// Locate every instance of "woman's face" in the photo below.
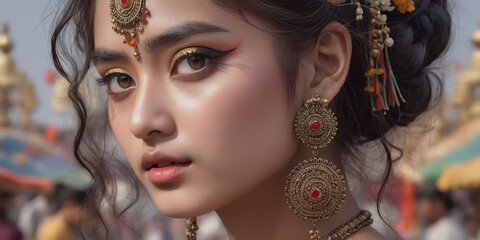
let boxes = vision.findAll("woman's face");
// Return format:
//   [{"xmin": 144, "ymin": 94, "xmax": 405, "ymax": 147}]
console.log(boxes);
[{"xmin": 94, "ymin": 0, "xmax": 304, "ymax": 217}]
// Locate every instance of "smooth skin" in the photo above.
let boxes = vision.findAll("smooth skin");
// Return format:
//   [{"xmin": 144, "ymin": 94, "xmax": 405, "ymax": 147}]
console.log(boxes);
[{"xmin": 93, "ymin": 0, "xmax": 384, "ymax": 239}]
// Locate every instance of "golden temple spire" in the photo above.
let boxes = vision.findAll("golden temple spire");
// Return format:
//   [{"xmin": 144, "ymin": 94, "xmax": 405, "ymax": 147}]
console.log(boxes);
[
  {"xmin": 0, "ymin": 23, "xmax": 12, "ymax": 53},
  {"xmin": 454, "ymin": 23, "xmax": 480, "ymax": 123},
  {"xmin": 0, "ymin": 22, "xmax": 38, "ymax": 128}
]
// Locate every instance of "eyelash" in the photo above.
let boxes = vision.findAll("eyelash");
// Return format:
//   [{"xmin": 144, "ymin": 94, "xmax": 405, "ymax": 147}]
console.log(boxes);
[
  {"xmin": 96, "ymin": 46, "xmax": 235, "ymax": 94},
  {"xmin": 96, "ymin": 72, "xmax": 136, "ymax": 96},
  {"xmin": 169, "ymin": 47, "xmax": 235, "ymax": 78}
]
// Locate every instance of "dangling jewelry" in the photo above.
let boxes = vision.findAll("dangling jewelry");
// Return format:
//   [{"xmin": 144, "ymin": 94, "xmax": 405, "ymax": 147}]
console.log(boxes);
[
  {"xmin": 294, "ymin": 97, "xmax": 338, "ymax": 149},
  {"xmin": 109, "ymin": 0, "xmax": 150, "ymax": 59},
  {"xmin": 186, "ymin": 217, "xmax": 198, "ymax": 240},
  {"xmin": 286, "ymin": 96, "xmax": 374, "ymax": 239},
  {"xmin": 354, "ymin": 0, "xmax": 364, "ymax": 20},
  {"xmin": 326, "ymin": 0, "xmax": 415, "ymax": 112},
  {"xmin": 286, "ymin": 96, "xmax": 347, "ymax": 239}
]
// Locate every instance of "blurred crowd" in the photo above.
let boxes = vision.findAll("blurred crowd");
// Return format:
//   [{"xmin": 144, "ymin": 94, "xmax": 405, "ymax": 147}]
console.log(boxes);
[
  {"xmin": 414, "ymin": 187, "xmax": 480, "ymax": 240},
  {"xmin": 1, "ymin": 183, "xmax": 480, "ymax": 240},
  {"xmin": 1, "ymin": 185, "xmax": 85, "ymax": 240},
  {"xmin": 0, "ymin": 183, "xmax": 228, "ymax": 240}
]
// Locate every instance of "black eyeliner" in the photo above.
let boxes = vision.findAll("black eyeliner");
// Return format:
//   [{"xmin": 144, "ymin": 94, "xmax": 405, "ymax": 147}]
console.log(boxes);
[{"xmin": 170, "ymin": 47, "xmax": 236, "ymax": 73}]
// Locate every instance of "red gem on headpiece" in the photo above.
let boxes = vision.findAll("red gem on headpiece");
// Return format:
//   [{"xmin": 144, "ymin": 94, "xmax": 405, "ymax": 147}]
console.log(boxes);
[
  {"xmin": 140, "ymin": 17, "xmax": 146, "ymax": 22},
  {"xmin": 129, "ymin": 40, "xmax": 136, "ymax": 46},
  {"xmin": 144, "ymin": 10, "xmax": 150, "ymax": 15},
  {"xmin": 311, "ymin": 190, "xmax": 320, "ymax": 199},
  {"xmin": 121, "ymin": 0, "xmax": 127, "ymax": 4},
  {"xmin": 312, "ymin": 122, "xmax": 320, "ymax": 129}
]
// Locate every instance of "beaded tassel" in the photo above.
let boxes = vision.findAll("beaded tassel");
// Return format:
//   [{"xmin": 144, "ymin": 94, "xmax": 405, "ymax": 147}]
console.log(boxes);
[
  {"xmin": 327, "ymin": 0, "xmax": 415, "ymax": 114},
  {"xmin": 385, "ymin": 49, "xmax": 406, "ymax": 106},
  {"xmin": 365, "ymin": 48, "xmax": 406, "ymax": 113},
  {"xmin": 310, "ymin": 222, "xmax": 320, "ymax": 240},
  {"xmin": 186, "ymin": 217, "xmax": 198, "ymax": 240}
]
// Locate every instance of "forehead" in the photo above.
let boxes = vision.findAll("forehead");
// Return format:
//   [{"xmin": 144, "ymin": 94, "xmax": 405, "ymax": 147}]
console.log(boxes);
[{"xmin": 93, "ymin": 0, "xmax": 248, "ymax": 52}]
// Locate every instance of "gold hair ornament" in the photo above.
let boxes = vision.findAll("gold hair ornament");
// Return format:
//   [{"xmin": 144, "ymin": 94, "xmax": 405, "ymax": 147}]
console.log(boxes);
[
  {"xmin": 327, "ymin": 0, "xmax": 415, "ymax": 112},
  {"xmin": 109, "ymin": 0, "xmax": 150, "ymax": 59}
]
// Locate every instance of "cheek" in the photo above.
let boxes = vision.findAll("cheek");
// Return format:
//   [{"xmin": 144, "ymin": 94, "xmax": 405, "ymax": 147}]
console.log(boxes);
[
  {"xmin": 108, "ymin": 99, "xmax": 139, "ymax": 170},
  {"xmin": 214, "ymin": 71, "xmax": 292, "ymax": 157},
  {"xmin": 109, "ymin": 100, "xmax": 124, "ymax": 141},
  {"xmin": 185, "ymin": 54, "xmax": 298, "ymax": 196}
]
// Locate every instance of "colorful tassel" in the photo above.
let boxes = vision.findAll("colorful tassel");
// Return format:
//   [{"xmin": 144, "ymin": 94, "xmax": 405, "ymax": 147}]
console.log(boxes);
[{"xmin": 364, "ymin": 48, "xmax": 406, "ymax": 113}]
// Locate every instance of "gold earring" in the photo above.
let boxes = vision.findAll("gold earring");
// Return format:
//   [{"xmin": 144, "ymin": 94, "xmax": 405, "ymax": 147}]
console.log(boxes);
[
  {"xmin": 294, "ymin": 96, "xmax": 337, "ymax": 149},
  {"xmin": 285, "ymin": 96, "xmax": 347, "ymax": 240},
  {"xmin": 186, "ymin": 217, "xmax": 198, "ymax": 240}
]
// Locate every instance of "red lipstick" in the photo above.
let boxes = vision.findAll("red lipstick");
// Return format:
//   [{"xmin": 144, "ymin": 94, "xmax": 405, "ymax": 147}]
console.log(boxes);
[{"xmin": 141, "ymin": 151, "xmax": 191, "ymax": 184}]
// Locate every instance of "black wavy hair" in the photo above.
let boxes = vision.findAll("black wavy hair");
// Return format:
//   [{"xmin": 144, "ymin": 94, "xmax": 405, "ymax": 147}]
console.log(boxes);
[{"xmin": 51, "ymin": 0, "xmax": 451, "ymax": 238}]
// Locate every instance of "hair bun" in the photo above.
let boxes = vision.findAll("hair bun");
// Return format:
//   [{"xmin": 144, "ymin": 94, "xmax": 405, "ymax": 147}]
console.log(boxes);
[{"xmin": 383, "ymin": 0, "xmax": 451, "ymax": 126}]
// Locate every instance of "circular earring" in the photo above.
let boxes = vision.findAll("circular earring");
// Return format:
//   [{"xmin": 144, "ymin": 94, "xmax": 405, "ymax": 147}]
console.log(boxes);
[
  {"xmin": 294, "ymin": 96, "xmax": 338, "ymax": 149},
  {"xmin": 285, "ymin": 96, "xmax": 347, "ymax": 240}
]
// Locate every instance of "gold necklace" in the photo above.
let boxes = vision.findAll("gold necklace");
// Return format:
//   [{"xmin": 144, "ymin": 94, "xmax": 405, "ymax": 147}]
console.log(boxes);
[{"xmin": 313, "ymin": 210, "xmax": 373, "ymax": 240}]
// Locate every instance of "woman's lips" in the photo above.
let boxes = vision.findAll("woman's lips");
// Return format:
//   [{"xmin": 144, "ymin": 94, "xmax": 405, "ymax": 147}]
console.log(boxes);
[
  {"xmin": 141, "ymin": 151, "xmax": 191, "ymax": 184},
  {"xmin": 147, "ymin": 162, "xmax": 191, "ymax": 184}
]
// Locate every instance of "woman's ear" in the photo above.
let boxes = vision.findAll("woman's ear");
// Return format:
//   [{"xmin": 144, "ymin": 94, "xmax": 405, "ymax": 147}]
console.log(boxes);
[{"xmin": 301, "ymin": 22, "xmax": 352, "ymax": 102}]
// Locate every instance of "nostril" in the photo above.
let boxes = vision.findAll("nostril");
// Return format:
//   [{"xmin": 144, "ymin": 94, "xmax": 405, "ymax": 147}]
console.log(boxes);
[{"xmin": 147, "ymin": 130, "xmax": 162, "ymax": 137}]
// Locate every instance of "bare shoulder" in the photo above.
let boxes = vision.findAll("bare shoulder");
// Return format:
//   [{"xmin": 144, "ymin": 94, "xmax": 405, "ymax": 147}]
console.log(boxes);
[{"xmin": 349, "ymin": 226, "xmax": 386, "ymax": 240}]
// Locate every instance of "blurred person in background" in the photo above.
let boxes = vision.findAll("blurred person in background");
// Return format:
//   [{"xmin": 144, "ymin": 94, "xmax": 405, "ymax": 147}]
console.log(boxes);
[
  {"xmin": 17, "ymin": 185, "xmax": 56, "ymax": 240},
  {"xmin": 415, "ymin": 187, "xmax": 467, "ymax": 240},
  {"xmin": 34, "ymin": 186, "xmax": 85, "ymax": 240},
  {"xmin": 463, "ymin": 188, "xmax": 480, "ymax": 240},
  {"xmin": 0, "ymin": 191, "xmax": 23, "ymax": 240}
]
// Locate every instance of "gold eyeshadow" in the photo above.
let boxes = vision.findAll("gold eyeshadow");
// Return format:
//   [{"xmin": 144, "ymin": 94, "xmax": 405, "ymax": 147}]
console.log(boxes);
[
  {"xmin": 169, "ymin": 47, "xmax": 236, "ymax": 74},
  {"xmin": 170, "ymin": 47, "xmax": 202, "ymax": 71},
  {"xmin": 103, "ymin": 68, "xmax": 131, "ymax": 78}
]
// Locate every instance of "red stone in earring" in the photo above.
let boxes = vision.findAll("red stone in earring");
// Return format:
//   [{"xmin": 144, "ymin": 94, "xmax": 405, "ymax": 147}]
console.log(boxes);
[{"xmin": 311, "ymin": 189, "xmax": 321, "ymax": 199}]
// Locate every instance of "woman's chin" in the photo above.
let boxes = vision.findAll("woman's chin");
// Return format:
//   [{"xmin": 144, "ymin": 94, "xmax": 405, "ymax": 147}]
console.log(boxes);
[{"xmin": 153, "ymin": 200, "xmax": 216, "ymax": 218}]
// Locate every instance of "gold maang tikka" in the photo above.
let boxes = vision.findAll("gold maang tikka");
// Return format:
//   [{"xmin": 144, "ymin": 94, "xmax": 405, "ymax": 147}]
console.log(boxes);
[{"xmin": 109, "ymin": 0, "xmax": 150, "ymax": 59}]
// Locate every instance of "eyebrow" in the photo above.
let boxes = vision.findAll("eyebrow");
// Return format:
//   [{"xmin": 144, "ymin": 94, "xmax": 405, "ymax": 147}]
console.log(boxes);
[
  {"xmin": 92, "ymin": 48, "xmax": 130, "ymax": 65},
  {"xmin": 144, "ymin": 21, "xmax": 229, "ymax": 51},
  {"xmin": 93, "ymin": 21, "xmax": 229, "ymax": 64}
]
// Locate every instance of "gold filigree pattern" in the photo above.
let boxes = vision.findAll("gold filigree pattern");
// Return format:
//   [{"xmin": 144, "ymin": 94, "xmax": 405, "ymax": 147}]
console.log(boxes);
[
  {"xmin": 285, "ymin": 158, "xmax": 346, "ymax": 222},
  {"xmin": 321, "ymin": 210, "xmax": 373, "ymax": 240},
  {"xmin": 109, "ymin": 0, "xmax": 149, "ymax": 58},
  {"xmin": 294, "ymin": 98, "xmax": 338, "ymax": 149},
  {"xmin": 110, "ymin": 0, "xmax": 144, "ymax": 27}
]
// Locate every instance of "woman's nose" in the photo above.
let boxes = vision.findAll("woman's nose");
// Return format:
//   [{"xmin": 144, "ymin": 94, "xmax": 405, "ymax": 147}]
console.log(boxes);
[{"xmin": 128, "ymin": 82, "xmax": 175, "ymax": 140}]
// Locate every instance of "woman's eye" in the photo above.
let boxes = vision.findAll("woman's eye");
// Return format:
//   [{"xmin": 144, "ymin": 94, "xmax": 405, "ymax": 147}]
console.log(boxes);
[
  {"xmin": 176, "ymin": 54, "xmax": 211, "ymax": 75},
  {"xmin": 170, "ymin": 47, "xmax": 235, "ymax": 78},
  {"xmin": 104, "ymin": 73, "xmax": 136, "ymax": 94}
]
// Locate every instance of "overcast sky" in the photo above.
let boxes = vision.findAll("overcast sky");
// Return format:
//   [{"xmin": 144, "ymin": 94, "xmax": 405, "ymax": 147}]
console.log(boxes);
[{"xmin": 1, "ymin": 0, "xmax": 480, "ymax": 129}]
